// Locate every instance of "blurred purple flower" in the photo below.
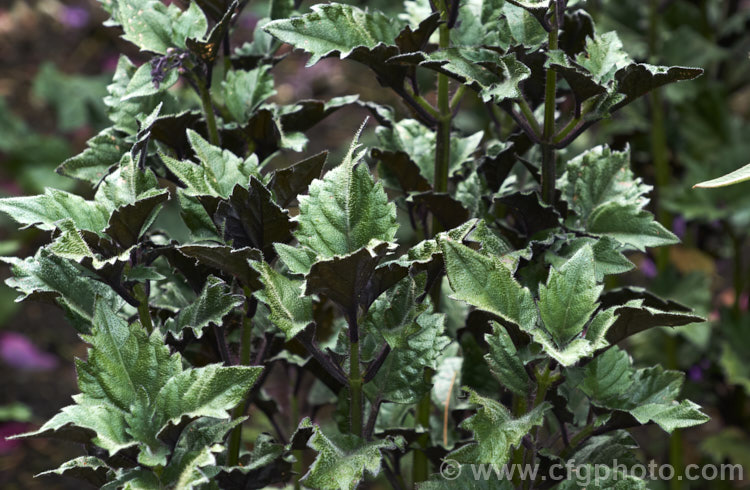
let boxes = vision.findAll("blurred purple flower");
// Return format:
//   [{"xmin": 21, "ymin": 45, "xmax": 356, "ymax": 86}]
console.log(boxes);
[
  {"xmin": 640, "ymin": 256, "xmax": 657, "ymax": 278},
  {"xmin": 687, "ymin": 365, "xmax": 703, "ymax": 382},
  {"xmin": 0, "ymin": 422, "xmax": 27, "ymax": 453},
  {"xmin": 60, "ymin": 6, "xmax": 89, "ymax": 29},
  {"xmin": 0, "ymin": 332, "xmax": 57, "ymax": 371},
  {"xmin": 672, "ymin": 215, "xmax": 687, "ymax": 239}
]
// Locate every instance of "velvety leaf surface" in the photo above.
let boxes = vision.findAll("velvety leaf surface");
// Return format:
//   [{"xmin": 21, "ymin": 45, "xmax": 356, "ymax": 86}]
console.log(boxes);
[
  {"xmin": 559, "ymin": 146, "xmax": 679, "ymax": 251},
  {"xmin": 440, "ymin": 238, "xmax": 536, "ymax": 332},
  {"xmin": 366, "ymin": 308, "xmax": 449, "ymax": 404},
  {"xmin": 485, "ymin": 321, "xmax": 530, "ymax": 397},
  {"xmin": 163, "ymin": 276, "xmax": 243, "ymax": 339},
  {"xmin": 294, "ymin": 130, "xmax": 398, "ymax": 259},
  {"xmin": 538, "ymin": 245, "xmax": 602, "ymax": 345},
  {"xmin": 299, "ymin": 419, "xmax": 403, "ymax": 490},
  {"xmin": 222, "ymin": 67, "xmax": 276, "ymax": 124},
  {"xmin": 252, "ymin": 261, "xmax": 313, "ymax": 340},
  {"xmin": 162, "ymin": 130, "xmax": 259, "ymax": 199},
  {"xmin": 1, "ymin": 249, "xmax": 124, "ymax": 329},
  {"xmin": 18, "ymin": 301, "xmax": 262, "ymax": 464},
  {"xmin": 449, "ymin": 389, "xmax": 551, "ymax": 465},
  {"xmin": 113, "ymin": 0, "xmax": 208, "ymax": 54},
  {"xmin": 264, "ymin": 3, "xmax": 402, "ymax": 66},
  {"xmin": 569, "ymin": 347, "xmax": 709, "ymax": 432}
]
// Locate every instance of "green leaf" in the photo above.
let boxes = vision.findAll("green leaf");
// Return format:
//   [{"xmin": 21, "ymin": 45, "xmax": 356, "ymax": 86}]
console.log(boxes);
[
  {"xmin": 694, "ymin": 162, "xmax": 750, "ymax": 188},
  {"xmin": 0, "ymin": 188, "xmax": 109, "ymax": 233},
  {"xmin": 559, "ymin": 145, "xmax": 649, "ymax": 221},
  {"xmin": 538, "ymin": 245, "xmax": 602, "ymax": 345},
  {"xmin": 569, "ymin": 347, "xmax": 709, "ymax": 433},
  {"xmin": 96, "ymin": 153, "xmax": 163, "ymax": 209},
  {"xmin": 251, "ymin": 261, "xmax": 313, "ymax": 340},
  {"xmin": 264, "ymin": 3, "xmax": 402, "ymax": 66},
  {"xmin": 222, "ymin": 67, "xmax": 276, "ymax": 124},
  {"xmin": 274, "ymin": 242, "xmax": 319, "ymax": 275},
  {"xmin": 440, "ymin": 238, "xmax": 536, "ymax": 332},
  {"xmin": 164, "ymin": 276, "xmax": 243, "ymax": 339},
  {"xmin": 57, "ymin": 127, "xmax": 125, "ymax": 184},
  {"xmin": 49, "ymin": 219, "xmax": 131, "ymax": 269},
  {"xmin": 449, "ymin": 389, "xmax": 550, "ymax": 465},
  {"xmin": 366, "ymin": 307, "xmax": 449, "ymax": 404},
  {"xmin": 587, "ymin": 202, "xmax": 679, "ymax": 251},
  {"xmin": 18, "ymin": 301, "xmax": 262, "ymax": 463},
  {"xmin": 397, "ymin": 49, "xmax": 530, "ymax": 103},
  {"xmin": 295, "ymin": 127, "xmax": 398, "ymax": 258},
  {"xmin": 114, "ymin": 0, "xmax": 208, "ymax": 54},
  {"xmin": 485, "ymin": 321, "xmax": 530, "ymax": 397},
  {"xmin": 299, "ymin": 420, "xmax": 404, "ymax": 490},
  {"xmin": 375, "ymin": 119, "xmax": 482, "ymax": 185},
  {"xmin": 547, "ymin": 236, "xmax": 634, "ymax": 282},
  {"xmin": 1, "ymin": 249, "xmax": 124, "ymax": 329},
  {"xmin": 576, "ymin": 32, "xmax": 631, "ymax": 85},
  {"xmin": 123, "ymin": 60, "xmax": 179, "ymax": 100},
  {"xmin": 38, "ymin": 456, "xmax": 110, "ymax": 486},
  {"xmin": 162, "ymin": 129, "xmax": 260, "ymax": 199},
  {"xmin": 160, "ymin": 417, "xmax": 243, "ymax": 489},
  {"xmin": 104, "ymin": 56, "xmax": 168, "ymax": 135},
  {"xmin": 559, "ymin": 146, "xmax": 678, "ymax": 251}
]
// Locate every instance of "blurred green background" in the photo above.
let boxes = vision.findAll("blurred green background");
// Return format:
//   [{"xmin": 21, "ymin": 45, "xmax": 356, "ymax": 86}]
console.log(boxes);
[{"xmin": 1, "ymin": 0, "xmax": 750, "ymax": 488}]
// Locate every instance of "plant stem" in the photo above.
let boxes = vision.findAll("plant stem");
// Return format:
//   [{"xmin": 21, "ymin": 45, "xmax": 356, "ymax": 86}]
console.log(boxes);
[
  {"xmin": 350, "ymin": 338, "xmax": 362, "ymax": 437},
  {"xmin": 134, "ymin": 284, "xmax": 153, "ymax": 334},
  {"xmin": 525, "ymin": 364, "xmax": 554, "ymax": 489},
  {"xmin": 413, "ymin": 368, "xmax": 433, "ymax": 485},
  {"xmin": 227, "ymin": 312, "xmax": 254, "ymax": 467},
  {"xmin": 197, "ymin": 78, "xmax": 220, "ymax": 146},
  {"xmin": 541, "ymin": 2, "xmax": 560, "ymax": 204},
  {"xmin": 291, "ymin": 369, "xmax": 303, "ymax": 490},
  {"xmin": 348, "ymin": 311, "xmax": 363, "ymax": 437},
  {"xmin": 432, "ymin": 16, "xmax": 452, "ymax": 233},
  {"xmin": 405, "ymin": 85, "xmax": 440, "ymax": 120},
  {"xmin": 416, "ymin": 7, "xmax": 453, "ymax": 483},
  {"xmin": 511, "ymin": 394, "xmax": 528, "ymax": 488},
  {"xmin": 517, "ymin": 97, "xmax": 542, "ymax": 137},
  {"xmin": 449, "ymin": 85, "xmax": 466, "ymax": 113}
]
